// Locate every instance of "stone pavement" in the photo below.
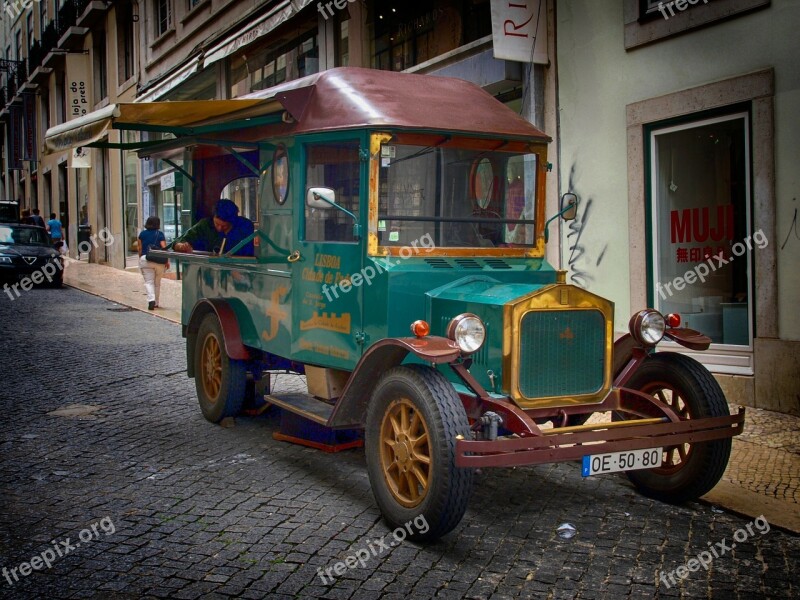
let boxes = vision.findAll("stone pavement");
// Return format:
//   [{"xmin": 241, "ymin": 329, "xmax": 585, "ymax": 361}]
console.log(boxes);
[
  {"xmin": 1, "ymin": 279, "xmax": 798, "ymax": 598},
  {"xmin": 61, "ymin": 258, "xmax": 800, "ymax": 535}
]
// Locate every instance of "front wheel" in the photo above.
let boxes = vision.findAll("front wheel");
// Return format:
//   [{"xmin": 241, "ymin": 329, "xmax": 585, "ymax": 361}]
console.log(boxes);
[
  {"xmin": 194, "ymin": 314, "xmax": 247, "ymax": 423},
  {"xmin": 624, "ymin": 352, "xmax": 731, "ymax": 503},
  {"xmin": 365, "ymin": 365, "xmax": 474, "ymax": 542}
]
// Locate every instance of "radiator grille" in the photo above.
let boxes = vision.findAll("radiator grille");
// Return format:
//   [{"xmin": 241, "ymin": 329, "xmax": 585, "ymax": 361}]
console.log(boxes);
[{"xmin": 518, "ymin": 310, "xmax": 605, "ymax": 398}]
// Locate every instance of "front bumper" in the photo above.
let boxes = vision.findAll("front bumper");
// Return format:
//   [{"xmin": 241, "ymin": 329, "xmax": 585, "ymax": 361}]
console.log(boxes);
[{"xmin": 455, "ymin": 407, "xmax": 745, "ymax": 468}]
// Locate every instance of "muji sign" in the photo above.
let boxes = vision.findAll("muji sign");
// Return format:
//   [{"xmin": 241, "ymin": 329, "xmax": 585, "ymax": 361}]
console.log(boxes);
[
  {"xmin": 670, "ymin": 205, "xmax": 735, "ymax": 244},
  {"xmin": 490, "ymin": 0, "xmax": 548, "ymax": 64}
]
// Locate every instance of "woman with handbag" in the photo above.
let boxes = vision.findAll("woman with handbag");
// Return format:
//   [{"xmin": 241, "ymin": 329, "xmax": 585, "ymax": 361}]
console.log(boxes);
[{"xmin": 137, "ymin": 216, "xmax": 169, "ymax": 310}]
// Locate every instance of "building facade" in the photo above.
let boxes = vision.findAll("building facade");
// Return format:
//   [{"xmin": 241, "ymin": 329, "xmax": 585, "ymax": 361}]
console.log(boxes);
[
  {"xmin": 551, "ymin": 0, "xmax": 799, "ymax": 413},
  {"xmin": 1, "ymin": 0, "xmax": 139, "ymax": 266}
]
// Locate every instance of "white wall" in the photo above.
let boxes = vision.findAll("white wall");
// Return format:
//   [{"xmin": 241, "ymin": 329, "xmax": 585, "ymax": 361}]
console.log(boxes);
[{"xmin": 555, "ymin": 0, "xmax": 799, "ymax": 340}]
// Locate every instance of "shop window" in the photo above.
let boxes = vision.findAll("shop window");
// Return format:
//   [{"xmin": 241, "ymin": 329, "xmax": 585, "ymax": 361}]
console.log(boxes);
[
  {"xmin": 369, "ymin": 0, "xmax": 490, "ymax": 72},
  {"xmin": 229, "ymin": 30, "xmax": 318, "ymax": 97},
  {"xmin": 123, "ymin": 133, "xmax": 139, "ymax": 256},
  {"xmin": 649, "ymin": 112, "xmax": 754, "ymax": 347},
  {"xmin": 305, "ymin": 142, "xmax": 360, "ymax": 243}
]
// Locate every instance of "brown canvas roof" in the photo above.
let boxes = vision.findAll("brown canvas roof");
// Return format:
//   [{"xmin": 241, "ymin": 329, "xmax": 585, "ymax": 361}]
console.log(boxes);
[
  {"xmin": 245, "ymin": 67, "xmax": 551, "ymax": 142},
  {"xmin": 45, "ymin": 67, "xmax": 550, "ymax": 154}
]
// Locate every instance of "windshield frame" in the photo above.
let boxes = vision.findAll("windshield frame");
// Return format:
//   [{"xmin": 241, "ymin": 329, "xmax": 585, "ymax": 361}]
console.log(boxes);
[{"xmin": 367, "ymin": 132, "xmax": 548, "ymax": 258}]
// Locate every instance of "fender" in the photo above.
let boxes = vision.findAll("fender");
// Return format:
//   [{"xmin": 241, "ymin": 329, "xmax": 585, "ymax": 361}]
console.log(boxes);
[
  {"xmin": 613, "ymin": 327, "xmax": 712, "ymax": 387},
  {"xmin": 328, "ymin": 336, "xmax": 461, "ymax": 428},
  {"xmin": 185, "ymin": 298, "xmax": 252, "ymax": 377},
  {"xmin": 663, "ymin": 327, "xmax": 711, "ymax": 351}
]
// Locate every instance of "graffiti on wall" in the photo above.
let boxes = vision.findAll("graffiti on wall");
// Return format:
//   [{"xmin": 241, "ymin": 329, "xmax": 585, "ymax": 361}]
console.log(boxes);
[
  {"xmin": 780, "ymin": 198, "xmax": 798, "ymax": 250},
  {"xmin": 565, "ymin": 164, "xmax": 608, "ymax": 289}
]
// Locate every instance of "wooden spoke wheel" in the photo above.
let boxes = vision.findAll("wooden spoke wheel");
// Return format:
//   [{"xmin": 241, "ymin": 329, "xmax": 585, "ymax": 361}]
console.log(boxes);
[
  {"xmin": 624, "ymin": 352, "xmax": 732, "ymax": 503},
  {"xmin": 366, "ymin": 365, "xmax": 473, "ymax": 541},
  {"xmin": 194, "ymin": 314, "xmax": 247, "ymax": 423}
]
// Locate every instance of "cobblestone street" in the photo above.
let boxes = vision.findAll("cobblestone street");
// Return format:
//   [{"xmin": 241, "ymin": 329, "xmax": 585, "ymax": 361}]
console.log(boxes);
[{"xmin": 1, "ymin": 287, "xmax": 798, "ymax": 599}]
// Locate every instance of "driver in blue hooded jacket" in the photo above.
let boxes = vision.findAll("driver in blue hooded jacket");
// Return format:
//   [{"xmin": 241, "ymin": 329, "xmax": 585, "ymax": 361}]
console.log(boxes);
[{"xmin": 172, "ymin": 199, "xmax": 254, "ymax": 256}]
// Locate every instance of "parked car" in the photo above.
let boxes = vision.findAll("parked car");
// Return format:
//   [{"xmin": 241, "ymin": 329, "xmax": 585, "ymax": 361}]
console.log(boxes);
[{"xmin": 0, "ymin": 223, "xmax": 64, "ymax": 288}]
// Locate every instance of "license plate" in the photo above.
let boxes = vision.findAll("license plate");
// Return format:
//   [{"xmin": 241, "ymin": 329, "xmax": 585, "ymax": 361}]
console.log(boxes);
[{"xmin": 581, "ymin": 447, "xmax": 662, "ymax": 477}]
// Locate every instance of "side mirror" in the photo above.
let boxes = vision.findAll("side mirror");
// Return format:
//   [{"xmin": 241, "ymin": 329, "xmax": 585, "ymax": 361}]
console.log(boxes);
[
  {"xmin": 560, "ymin": 193, "xmax": 578, "ymax": 221},
  {"xmin": 306, "ymin": 187, "xmax": 336, "ymax": 209}
]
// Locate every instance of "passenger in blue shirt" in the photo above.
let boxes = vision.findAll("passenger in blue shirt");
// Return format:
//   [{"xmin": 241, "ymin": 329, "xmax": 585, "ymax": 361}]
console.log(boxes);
[{"xmin": 172, "ymin": 199, "xmax": 254, "ymax": 256}]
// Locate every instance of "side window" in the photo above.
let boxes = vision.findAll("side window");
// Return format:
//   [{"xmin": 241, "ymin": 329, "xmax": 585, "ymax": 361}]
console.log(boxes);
[
  {"xmin": 305, "ymin": 141, "xmax": 360, "ymax": 242},
  {"xmin": 221, "ymin": 177, "xmax": 259, "ymax": 224}
]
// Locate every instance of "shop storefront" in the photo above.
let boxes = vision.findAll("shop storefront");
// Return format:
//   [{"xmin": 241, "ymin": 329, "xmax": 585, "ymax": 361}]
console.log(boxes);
[{"xmin": 648, "ymin": 110, "xmax": 755, "ymax": 374}]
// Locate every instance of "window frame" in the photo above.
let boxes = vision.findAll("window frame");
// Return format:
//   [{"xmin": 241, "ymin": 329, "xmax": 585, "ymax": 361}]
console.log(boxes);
[
  {"xmin": 303, "ymin": 139, "xmax": 363, "ymax": 244},
  {"xmin": 154, "ymin": 0, "xmax": 173, "ymax": 39},
  {"xmin": 624, "ymin": 0, "xmax": 770, "ymax": 49}
]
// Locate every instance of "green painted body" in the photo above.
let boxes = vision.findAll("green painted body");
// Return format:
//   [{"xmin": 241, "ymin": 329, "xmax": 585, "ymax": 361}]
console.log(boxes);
[{"xmin": 177, "ymin": 129, "xmax": 560, "ymax": 394}]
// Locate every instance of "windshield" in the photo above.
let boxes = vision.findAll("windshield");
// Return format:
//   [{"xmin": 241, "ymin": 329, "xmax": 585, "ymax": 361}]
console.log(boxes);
[
  {"xmin": 377, "ymin": 143, "xmax": 539, "ymax": 249},
  {"xmin": 0, "ymin": 225, "xmax": 50, "ymax": 246}
]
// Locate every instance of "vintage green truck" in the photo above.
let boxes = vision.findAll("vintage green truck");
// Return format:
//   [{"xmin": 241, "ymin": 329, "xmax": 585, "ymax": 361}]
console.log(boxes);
[{"xmin": 46, "ymin": 68, "xmax": 744, "ymax": 541}]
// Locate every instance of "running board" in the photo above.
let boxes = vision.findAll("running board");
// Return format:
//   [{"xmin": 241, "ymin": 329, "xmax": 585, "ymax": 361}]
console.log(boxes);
[
  {"xmin": 266, "ymin": 392, "xmax": 334, "ymax": 426},
  {"xmin": 266, "ymin": 392, "xmax": 363, "ymax": 453}
]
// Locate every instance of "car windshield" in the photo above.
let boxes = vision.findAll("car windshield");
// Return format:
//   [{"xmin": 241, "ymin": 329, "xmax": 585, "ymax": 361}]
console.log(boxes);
[
  {"xmin": 0, "ymin": 225, "xmax": 49, "ymax": 246},
  {"xmin": 377, "ymin": 143, "xmax": 539, "ymax": 249}
]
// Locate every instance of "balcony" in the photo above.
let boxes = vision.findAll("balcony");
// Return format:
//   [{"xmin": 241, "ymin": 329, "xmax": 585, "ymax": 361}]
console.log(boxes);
[{"xmin": 76, "ymin": 1, "xmax": 111, "ymax": 29}]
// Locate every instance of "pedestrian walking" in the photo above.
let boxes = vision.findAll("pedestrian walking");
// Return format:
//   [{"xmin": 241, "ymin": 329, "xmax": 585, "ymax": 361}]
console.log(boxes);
[
  {"xmin": 30, "ymin": 209, "xmax": 46, "ymax": 229},
  {"xmin": 137, "ymin": 216, "xmax": 169, "ymax": 311},
  {"xmin": 47, "ymin": 213, "xmax": 64, "ymax": 251}
]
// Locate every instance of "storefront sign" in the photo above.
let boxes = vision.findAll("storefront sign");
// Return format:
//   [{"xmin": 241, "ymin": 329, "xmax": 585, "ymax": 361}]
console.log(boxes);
[
  {"xmin": 161, "ymin": 172, "xmax": 175, "ymax": 191},
  {"xmin": 66, "ymin": 53, "xmax": 92, "ymax": 120},
  {"xmin": 70, "ymin": 146, "xmax": 91, "ymax": 169},
  {"xmin": 490, "ymin": 0, "xmax": 548, "ymax": 64}
]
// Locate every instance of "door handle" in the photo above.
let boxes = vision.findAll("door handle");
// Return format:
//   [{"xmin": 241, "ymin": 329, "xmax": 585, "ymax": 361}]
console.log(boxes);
[{"xmin": 287, "ymin": 250, "xmax": 301, "ymax": 263}]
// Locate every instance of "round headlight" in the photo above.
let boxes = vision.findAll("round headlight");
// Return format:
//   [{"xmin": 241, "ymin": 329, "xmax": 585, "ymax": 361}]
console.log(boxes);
[
  {"xmin": 629, "ymin": 309, "xmax": 666, "ymax": 346},
  {"xmin": 447, "ymin": 313, "xmax": 486, "ymax": 354}
]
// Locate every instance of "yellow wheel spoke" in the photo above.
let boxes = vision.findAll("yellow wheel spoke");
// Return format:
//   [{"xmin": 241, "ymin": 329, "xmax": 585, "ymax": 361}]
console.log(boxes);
[{"xmin": 411, "ymin": 465, "xmax": 428, "ymax": 489}]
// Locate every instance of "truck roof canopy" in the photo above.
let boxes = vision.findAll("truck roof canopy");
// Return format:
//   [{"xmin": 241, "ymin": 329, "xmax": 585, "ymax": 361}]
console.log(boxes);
[{"xmin": 44, "ymin": 67, "xmax": 551, "ymax": 154}]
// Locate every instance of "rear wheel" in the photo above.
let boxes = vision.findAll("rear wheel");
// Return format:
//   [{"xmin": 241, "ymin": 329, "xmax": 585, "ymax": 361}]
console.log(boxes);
[
  {"xmin": 365, "ymin": 365, "xmax": 473, "ymax": 541},
  {"xmin": 624, "ymin": 352, "xmax": 731, "ymax": 503},
  {"xmin": 194, "ymin": 314, "xmax": 247, "ymax": 423}
]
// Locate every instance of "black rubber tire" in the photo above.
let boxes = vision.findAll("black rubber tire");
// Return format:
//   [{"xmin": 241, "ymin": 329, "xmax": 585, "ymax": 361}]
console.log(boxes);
[
  {"xmin": 365, "ymin": 364, "xmax": 474, "ymax": 542},
  {"xmin": 194, "ymin": 313, "xmax": 247, "ymax": 423},
  {"xmin": 624, "ymin": 352, "xmax": 731, "ymax": 503}
]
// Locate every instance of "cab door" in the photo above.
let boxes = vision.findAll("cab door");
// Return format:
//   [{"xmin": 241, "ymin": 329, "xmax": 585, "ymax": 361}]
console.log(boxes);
[{"xmin": 290, "ymin": 137, "xmax": 365, "ymax": 371}]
